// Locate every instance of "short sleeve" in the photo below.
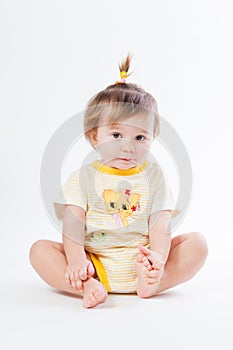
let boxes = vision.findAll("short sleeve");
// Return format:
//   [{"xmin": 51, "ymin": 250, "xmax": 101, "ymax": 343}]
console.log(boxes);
[
  {"xmin": 150, "ymin": 168, "xmax": 181, "ymax": 219},
  {"xmin": 53, "ymin": 169, "xmax": 87, "ymax": 221}
]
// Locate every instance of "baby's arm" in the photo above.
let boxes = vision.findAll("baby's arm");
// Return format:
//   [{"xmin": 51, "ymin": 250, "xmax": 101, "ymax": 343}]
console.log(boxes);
[
  {"xmin": 62, "ymin": 205, "xmax": 94, "ymax": 292},
  {"xmin": 148, "ymin": 210, "xmax": 172, "ymax": 261},
  {"xmin": 138, "ymin": 210, "xmax": 172, "ymax": 277}
]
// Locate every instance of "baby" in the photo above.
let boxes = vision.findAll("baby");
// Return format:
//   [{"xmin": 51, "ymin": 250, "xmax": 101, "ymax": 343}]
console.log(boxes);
[{"xmin": 29, "ymin": 54, "xmax": 208, "ymax": 308}]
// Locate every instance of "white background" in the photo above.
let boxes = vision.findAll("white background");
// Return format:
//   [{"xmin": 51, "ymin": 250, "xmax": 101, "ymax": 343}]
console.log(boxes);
[{"xmin": 1, "ymin": 0, "xmax": 233, "ymax": 349}]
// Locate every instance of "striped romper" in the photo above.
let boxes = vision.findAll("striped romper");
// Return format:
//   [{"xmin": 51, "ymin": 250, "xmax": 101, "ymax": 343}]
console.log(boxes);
[{"xmin": 53, "ymin": 158, "xmax": 179, "ymax": 293}]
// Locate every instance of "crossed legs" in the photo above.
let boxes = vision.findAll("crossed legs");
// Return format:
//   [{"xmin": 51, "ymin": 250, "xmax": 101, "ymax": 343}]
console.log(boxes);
[{"xmin": 29, "ymin": 231, "xmax": 208, "ymax": 306}]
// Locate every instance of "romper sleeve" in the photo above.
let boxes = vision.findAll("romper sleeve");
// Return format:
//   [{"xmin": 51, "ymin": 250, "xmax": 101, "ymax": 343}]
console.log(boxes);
[
  {"xmin": 150, "ymin": 167, "xmax": 181, "ymax": 219},
  {"xmin": 53, "ymin": 168, "xmax": 87, "ymax": 221}
]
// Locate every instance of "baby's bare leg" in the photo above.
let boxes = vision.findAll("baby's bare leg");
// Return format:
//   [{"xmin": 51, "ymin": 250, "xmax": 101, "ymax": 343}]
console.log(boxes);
[
  {"xmin": 136, "ymin": 232, "xmax": 208, "ymax": 298},
  {"xmin": 29, "ymin": 239, "xmax": 107, "ymax": 308}
]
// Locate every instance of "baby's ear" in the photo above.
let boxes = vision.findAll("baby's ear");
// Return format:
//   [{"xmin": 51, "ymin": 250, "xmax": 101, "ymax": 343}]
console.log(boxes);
[{"xmin": 88, "ymin": 128, "xmax": 98, "ymax": 148}]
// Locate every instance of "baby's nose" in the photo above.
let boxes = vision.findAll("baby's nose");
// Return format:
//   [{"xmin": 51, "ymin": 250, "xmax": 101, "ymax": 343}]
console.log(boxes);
[{"xmin": 120, "ymin": 139, "xmax": 135, "ymax": 152}]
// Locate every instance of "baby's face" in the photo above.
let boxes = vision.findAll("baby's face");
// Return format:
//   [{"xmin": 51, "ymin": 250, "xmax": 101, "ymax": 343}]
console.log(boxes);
[{"xmin": 91, "ymin": 114, "xmax": 155, "ymax": 169}]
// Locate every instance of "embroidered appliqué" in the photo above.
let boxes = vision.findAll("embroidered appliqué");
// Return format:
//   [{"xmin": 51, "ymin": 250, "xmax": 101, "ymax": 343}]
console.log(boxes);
[
  {"xmin": 91, "ymin": 232, "xmax": 108, "ymax": 242},
  {"xmin": 103, "ymin": 189, "xmax": 141, "ymax": 228}
]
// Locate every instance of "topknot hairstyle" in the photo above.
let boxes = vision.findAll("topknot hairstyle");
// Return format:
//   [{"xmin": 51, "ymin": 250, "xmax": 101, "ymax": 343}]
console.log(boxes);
[
  {"xmin": 115, "ymin": 53, "xmax": 133, "ymax": 83},
  {"xmin": 84, "ymin": 54, "xmax": 160, "ymax": 147},
  {"xmin": 119, "ymin": 53, "xmax": 131, "ymax": 73}
]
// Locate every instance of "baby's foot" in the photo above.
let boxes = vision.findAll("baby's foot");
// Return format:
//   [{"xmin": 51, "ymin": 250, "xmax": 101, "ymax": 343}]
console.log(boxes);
[
  {"xmin": 135, "ymin": 256, "xmax": 162, "ymax": 298},
  {"xmin": 82, "ymin": 277, "xmax": 108, "ymax": 308}
]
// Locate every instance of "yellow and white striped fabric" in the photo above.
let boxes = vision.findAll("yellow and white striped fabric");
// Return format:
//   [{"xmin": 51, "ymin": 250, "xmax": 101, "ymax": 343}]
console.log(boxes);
[{"xmin": 53, "ymin": 159, "xmax": 180, "ymax": 293}]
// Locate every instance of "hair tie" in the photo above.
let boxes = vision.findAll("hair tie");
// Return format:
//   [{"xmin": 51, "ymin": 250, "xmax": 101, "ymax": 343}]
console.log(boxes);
[
  {"xmin": 115, "ymin": 70, "xmax": 128, "ymax": 85},
  {"xmin": 120, "ymin": 71, "xmax": 128, "ymax": 79}
]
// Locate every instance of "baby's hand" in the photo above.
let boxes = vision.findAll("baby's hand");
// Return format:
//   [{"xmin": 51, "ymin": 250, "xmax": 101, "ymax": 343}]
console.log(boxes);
[
  {"xmin": 65, "ymin": 258, "xmax": 95, "ymax": 293},
  {"xmin": 136, "ymin": 245, "xmax": 165, "ymax": 287},
  {"xmin": 137, "ymin": 245, "xmax": 165, "ymax": 271}
]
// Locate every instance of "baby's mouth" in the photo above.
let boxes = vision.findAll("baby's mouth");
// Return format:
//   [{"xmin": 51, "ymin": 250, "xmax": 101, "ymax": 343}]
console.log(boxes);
[{"xmin": 119, "ymin": 158, "xmax": 132, "ymax": 162}]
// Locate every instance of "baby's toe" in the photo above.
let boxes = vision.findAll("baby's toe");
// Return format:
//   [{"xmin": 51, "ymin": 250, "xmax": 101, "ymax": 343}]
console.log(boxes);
[{"xmin": 145, "ymin": 269, "xmax": 157, "ymax": 277}]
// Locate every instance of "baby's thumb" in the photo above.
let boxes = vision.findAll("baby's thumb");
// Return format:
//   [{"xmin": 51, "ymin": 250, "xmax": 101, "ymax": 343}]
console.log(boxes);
[
  {"xmin": 87, "ymin": 261, "xmax": 95, "ymax": 276},
  {"xmin": 138, "ymin": 245, "xmax": 151, "ymax": 256}
]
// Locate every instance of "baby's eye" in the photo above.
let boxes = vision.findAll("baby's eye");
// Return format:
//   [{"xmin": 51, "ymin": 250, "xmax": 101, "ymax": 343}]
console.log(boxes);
[
  {"xmin": 112, "ymin": 132, "xmax": 122, "ymax": 139},
  {"xmin": 136, "ymin": 135, "xmax": 145, "ymax": 141}
]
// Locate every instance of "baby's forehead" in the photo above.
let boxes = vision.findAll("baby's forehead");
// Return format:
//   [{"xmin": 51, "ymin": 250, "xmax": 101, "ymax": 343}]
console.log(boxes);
[
  {"xmin": 107, "ymin": 122, "xmax": 151, "ymax": 134},
  {"xmin": 108, "ymin": 122, "xmax": 124, "ymax": 129}
]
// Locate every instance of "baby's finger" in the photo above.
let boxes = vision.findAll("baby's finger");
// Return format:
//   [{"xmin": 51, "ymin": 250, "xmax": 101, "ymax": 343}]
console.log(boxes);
[
  {"xmin": 65, "ymin": 271, "xmax": 71, "ymax": 284},
  {"xmin": 75, "ymin": 279, "xmax": 84, "ymax": 292},
  {"xmin": 74, "ymin": 269, "xmax": 80, "ymax": 283},
  {"xmin": 87, "ymin": 262, "xmax": 95, "ymax": 277},
  {"xmin": 79, "ymin": 266, "xmax": 87, "ymax": 280},
  {"xmin": 142, "ymin": 257, "xmax": 153, "ymax": 271},
  {"xmin": 136, "ymin": 253, "xmax": 144, "ymax": 263},
  {"xmin": 138, "ymin": 245, "xmax": 151, "ymax": 256},
  {"xmin": 69, "ymin": 272, "xmax": 76, "ymax": 288},
  {"xmin": 142, "ymin": 256, "xmax": 151, "ymax": 267}
]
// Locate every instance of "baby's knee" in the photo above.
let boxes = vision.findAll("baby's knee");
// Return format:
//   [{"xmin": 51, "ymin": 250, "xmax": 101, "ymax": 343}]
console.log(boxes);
[
  {"xmin": 190, "ymin": 232, "xmax": 209, "ymax": 259},
  {"xmin": 29, "ymin": 239, "xmax": 49, "ymax": 266}
]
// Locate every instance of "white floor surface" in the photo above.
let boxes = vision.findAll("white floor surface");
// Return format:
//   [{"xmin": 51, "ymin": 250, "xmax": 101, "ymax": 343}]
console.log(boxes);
[{"xmin": 1, "ymin": 255, "xmax": 232, "ymax": 350}]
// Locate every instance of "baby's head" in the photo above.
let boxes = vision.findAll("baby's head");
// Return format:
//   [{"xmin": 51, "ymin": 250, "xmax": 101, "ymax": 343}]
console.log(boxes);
[{"xmin": 84, "ymin": 54, "xmax": 160, "ymax": 169}]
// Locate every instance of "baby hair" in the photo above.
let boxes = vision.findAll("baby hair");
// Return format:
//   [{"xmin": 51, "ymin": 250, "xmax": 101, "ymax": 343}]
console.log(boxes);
[{"xmin": 84, "ymin": 54, "xmax": 160, "ymax": 147}]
